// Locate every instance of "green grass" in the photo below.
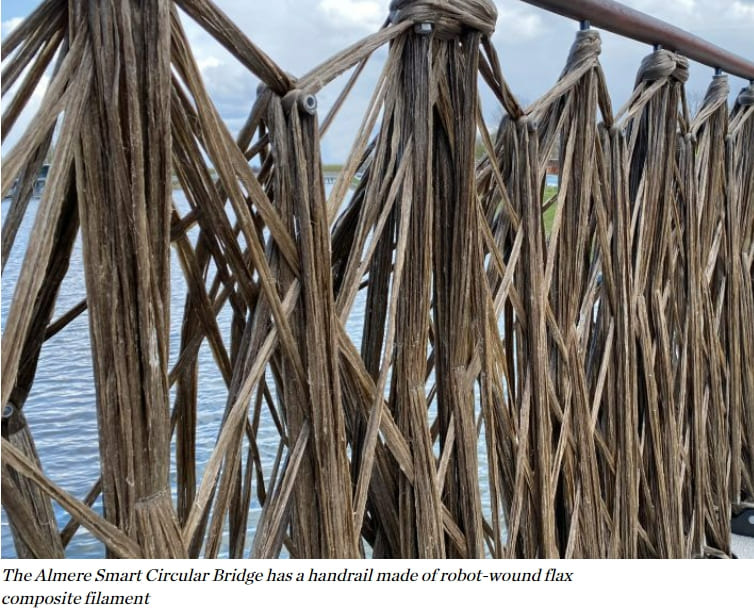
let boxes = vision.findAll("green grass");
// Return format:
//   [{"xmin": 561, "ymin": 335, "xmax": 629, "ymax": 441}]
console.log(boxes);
[{"xmin": 543, "ymin": 185, "xmax": 558, "ymax": 236}]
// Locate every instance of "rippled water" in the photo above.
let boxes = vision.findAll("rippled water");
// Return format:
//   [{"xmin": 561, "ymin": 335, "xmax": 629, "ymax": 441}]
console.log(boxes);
[
  {"xmin": 1, "ymin": 189, "xmax": 501, "ymax": 558},
  {"xmin": 2, "ymin": 191, "xmax": 372, "ymax": 558}
]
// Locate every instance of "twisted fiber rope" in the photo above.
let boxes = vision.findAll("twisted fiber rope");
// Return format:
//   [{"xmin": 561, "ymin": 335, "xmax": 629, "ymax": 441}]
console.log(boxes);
[
  {"xmin": 528, "ymin": 30, "xmax": 606, "ymax": 126},
  {"xmin": 389, "ymin": 0, "xmax": 497, "ymax": 38},
  {"xmin": 636, "ymin": 48, "xmax": 690, "ymax": 84},
  {"xmin": 702, "ymin": 73, "xmax": 730, "ymax": 107},
  {"xmin": 691, "ymin": 74, "xmax": 729, "ymax": 133},
  {"xmin": 562, "ymin": 29, "xmax": 602, "ymax": 73}
]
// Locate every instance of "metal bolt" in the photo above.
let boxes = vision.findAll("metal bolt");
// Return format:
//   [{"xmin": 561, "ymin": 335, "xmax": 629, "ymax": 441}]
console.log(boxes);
[
  {"xmin": 714, "ymin": 67, "xmax": 723, "ymax": 76},
  {"xmin": 653, "ymin": 43, "xmax": 662, "ymax": 51},
  {"xmin": 749, "ymin": 514, "xmax": 754, "ymax": 525},
  {"xmin": 580, "ymin": 20, "xmax": 591, "ymax": 31},
  {"xmin": 300, "ymin": 94, "xmax": 317, "ymax": 116},
  {"xmin": 414, "ymin": 22, "xmax": 433, "ymax": 35},
  {"xmin": 2, "ymin": 403, "xmax": 14, "ymax": 419}
]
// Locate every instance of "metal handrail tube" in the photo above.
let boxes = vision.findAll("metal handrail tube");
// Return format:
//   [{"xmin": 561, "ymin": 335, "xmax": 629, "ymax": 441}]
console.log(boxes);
[{"xmin": 520, "ymin": 0, "xmax": 754, "ymax": 80}]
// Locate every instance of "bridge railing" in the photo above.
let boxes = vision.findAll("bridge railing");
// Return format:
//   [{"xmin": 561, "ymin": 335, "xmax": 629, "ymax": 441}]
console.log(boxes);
[{"xmin": 1, "ymin": 0, "xmax": 752, "ymax": 560}]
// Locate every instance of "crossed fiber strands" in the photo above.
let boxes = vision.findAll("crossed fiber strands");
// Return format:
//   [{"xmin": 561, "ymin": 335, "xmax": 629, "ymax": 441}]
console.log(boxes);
[{"xmin": 1, "ymin": 0, "xmax": 753, "ymax": 558}]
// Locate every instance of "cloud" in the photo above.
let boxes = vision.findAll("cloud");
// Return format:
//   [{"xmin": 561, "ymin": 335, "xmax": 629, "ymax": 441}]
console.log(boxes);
[
  {"xmin": 494, "ymin": 3, "xmax": 546, "ymax": 43},
  {"xmin": 170, "ymin": 0, "xmax": 395, "ymax": 158},
  {"xmin": 197, "ymin": 56, "xmax": 221, "ymax": 72},
  {"xmin": 730, "ymin": 1, "xmax": 754, "ymax": 18},
  {"xmin": 2, "ymin": 0, "xmax": 753, "ymax": 162},
  {"xmin": 317, "ymin": 0, "xmax": 384, "ymax": 31},
  {"xmin": 1, "ymin": 72, "xmax": 51, "ymax": 154},
  {"xmin": 1, "ymin": 17, "xmax": 24, "ymax": 37},
  {"xmin": 489, "ymin": 1, "xmax": 753, "ymax": 116}
]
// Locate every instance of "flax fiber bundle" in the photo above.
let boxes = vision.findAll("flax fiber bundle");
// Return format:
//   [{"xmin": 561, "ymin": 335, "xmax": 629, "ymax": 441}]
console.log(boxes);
[{"xmin": 1, "ymin": 0, "xmax": 752, "ymax": 558}]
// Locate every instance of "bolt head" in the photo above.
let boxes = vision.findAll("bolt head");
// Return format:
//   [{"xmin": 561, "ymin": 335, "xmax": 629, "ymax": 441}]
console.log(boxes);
[{"xmin": 303, "ymin": 95, "xmax": 317, "ymax": 112}]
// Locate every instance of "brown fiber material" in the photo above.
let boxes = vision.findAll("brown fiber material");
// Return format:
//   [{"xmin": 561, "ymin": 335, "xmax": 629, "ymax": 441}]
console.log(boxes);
[{"xmin": 2, "ymin": 0, "xmax": 752, "ymax": 558}]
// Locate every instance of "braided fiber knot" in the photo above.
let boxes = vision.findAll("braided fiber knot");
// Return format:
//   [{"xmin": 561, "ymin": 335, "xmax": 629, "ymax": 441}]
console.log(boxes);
[
  {"xmin": 389, "ymin": 0, "xmax": 497, "ymax": 38},
  {"xmin": 690, "ymin": 74, "xmax": 729, "ymax": 133},
  {"xmin": 564, "ymin": 29, "xmax": 602, "ymax": 72},
  {"xmin": 636, "ymin": 49, "xmax": 689, "ymax": 84},
  {"xmin": 738, "ymin": 84, "xmax": 754, "ymax": 106},
  {"xmin": 702, "ymin": 74, "xmax": 730, "ymax": 107}
]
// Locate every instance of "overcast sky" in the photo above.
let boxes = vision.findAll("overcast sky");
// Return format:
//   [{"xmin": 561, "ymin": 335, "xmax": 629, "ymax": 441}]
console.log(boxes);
[{"xmin": 1, "ymin": 1, "xmax": 753, "ymax": 161}]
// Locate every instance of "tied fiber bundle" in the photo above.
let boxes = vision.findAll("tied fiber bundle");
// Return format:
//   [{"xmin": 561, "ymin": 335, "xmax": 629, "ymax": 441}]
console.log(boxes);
[{"xmin": 1, "ymin": 0, "xmax": 752, "ymax": 559}]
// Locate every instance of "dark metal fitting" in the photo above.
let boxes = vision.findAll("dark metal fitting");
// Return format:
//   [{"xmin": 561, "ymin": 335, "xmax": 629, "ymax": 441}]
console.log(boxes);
[
  {"xmin": 732, "ymin": 508, "xmax": 754, "ymax": 537},
  {"xmin": 300, "ymin": 93, "xmax": 317, "ymax": 115},
  {"xmin": 282, "ymin": 90, "xmax": 317, "ymax": 116}
]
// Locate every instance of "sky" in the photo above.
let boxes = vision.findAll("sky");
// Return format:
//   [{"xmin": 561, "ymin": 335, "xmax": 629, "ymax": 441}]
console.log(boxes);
[{"xmin": 1, "ymin": 0, "xmax": 753, "ymax": 162}]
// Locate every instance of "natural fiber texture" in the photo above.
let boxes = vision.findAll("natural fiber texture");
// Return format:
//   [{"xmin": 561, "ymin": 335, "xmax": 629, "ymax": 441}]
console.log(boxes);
[
  {"xmin": 2, "ymin": 0, "xmax": 752, "ymax": 559},
  {"xmin": 728, "ymin": 83, "xmax": 754, "ymax": 510}
]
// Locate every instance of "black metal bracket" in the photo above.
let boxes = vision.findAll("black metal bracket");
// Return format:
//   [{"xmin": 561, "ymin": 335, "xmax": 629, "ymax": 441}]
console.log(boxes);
[{"xmin": 732, "ymin": 508, "xmax": 754, "ymax": 538}]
